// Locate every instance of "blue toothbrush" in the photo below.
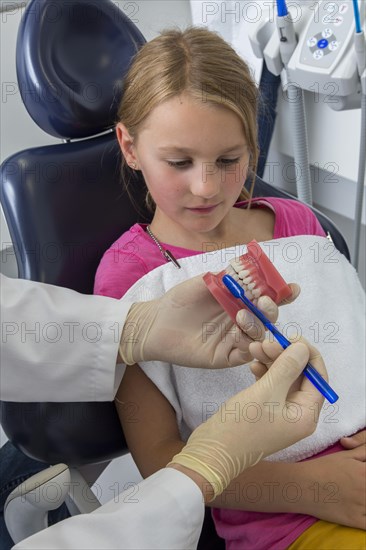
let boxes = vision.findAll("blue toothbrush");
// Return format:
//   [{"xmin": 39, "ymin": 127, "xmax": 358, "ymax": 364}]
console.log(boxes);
[{"xmin": 222, "ymin": 274, "xmax": 339, "ymax": 404}]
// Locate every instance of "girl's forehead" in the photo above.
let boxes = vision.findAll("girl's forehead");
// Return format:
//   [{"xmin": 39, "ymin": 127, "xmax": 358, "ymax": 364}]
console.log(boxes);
[
  {"xmin": 136, "ymin": 105, "xmax": 248, "ymax": 156},
  {"xmin": 139, "ymin": 93, "xmax": 245, "ymax": 135}
]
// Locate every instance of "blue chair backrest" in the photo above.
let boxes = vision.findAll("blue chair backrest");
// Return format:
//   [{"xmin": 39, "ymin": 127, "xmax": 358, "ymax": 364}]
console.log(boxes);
[
  {"xmin": 1, "ymin": 0, "xmax": 147, "ymax": 465},
  {"xmin": 17, "ymin": 0, "xmax": 145, "ymax": 139}
]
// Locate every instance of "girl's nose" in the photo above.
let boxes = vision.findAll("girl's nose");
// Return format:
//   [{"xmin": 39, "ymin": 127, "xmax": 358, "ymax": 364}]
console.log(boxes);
[{"xmin": 190, "ymin": 164, "xmax": 220, "ymax": 198}]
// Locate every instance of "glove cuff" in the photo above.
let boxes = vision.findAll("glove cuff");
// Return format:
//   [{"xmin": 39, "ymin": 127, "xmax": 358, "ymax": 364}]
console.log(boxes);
[
  {"xmin": 118, "ymin": 302, "xmax": 157, "ymax": 365},
  {"xmin": 167, "ymin": 452, "xmax": 225, "ymax": 500}
]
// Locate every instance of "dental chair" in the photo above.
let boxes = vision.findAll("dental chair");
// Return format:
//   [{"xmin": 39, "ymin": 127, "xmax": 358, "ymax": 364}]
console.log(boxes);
[
  {"xmin": 0, "ymin": 0, "xmax": 350, "ymax": 547},
  {"xmin": 0, "ymin": 0, "xmax": 148, "ymax": 544}
]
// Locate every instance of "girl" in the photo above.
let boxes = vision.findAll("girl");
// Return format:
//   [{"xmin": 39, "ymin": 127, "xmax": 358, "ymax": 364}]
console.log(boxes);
[{"xmin": 94, "ymin": 28, "xmax": 365, "ymax": 549}]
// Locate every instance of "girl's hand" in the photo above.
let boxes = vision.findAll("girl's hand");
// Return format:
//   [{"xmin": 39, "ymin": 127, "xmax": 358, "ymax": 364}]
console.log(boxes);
[
  {"xmin": 300, "ymin": 447, "xmax": 366, "ymax": 530},
  {"xmin": 340, "ymin": 429, "xmax": 366, "ymax": 449}
]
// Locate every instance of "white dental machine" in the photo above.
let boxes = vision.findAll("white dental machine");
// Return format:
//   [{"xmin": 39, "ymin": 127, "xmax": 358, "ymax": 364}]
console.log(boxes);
[{"xmin": 249, "ymin": 0, "xmax": 366, "ymax": 269}]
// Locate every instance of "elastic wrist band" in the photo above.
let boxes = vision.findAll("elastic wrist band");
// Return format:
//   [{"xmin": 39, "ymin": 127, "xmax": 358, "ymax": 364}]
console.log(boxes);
[{"xmin": 167, "ymin": 453, "xmax": 225, "ymax": 498}]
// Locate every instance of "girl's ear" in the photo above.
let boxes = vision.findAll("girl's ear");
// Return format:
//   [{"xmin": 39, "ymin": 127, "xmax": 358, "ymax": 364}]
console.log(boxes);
[{"xmin": 116, "ymin": 123, "xmax": 139, "ymax": 169}]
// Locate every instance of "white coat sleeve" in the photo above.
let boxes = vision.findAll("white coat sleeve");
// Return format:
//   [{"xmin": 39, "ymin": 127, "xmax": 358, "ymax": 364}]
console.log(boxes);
[
  {"xmin": 13, "ymin": 468, "xmax": 205, "ymax": 550},
  {"xmin": 1, "ymin": 274, "xmax": 129, "ymax": 402}
]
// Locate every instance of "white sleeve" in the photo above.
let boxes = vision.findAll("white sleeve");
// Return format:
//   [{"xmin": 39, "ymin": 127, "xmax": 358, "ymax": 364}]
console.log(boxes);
[
  {"xmin": 13, "ymin": 469, "xmax": 205, "ymax": 550},
  {"xmin": 0, "ymin": 274, "xmax": 130, "ymax": 402}
]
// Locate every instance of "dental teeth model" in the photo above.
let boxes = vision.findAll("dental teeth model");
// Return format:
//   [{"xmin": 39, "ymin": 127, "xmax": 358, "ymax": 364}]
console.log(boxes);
[{"xmin": 203, "ymin": 240, "xmax": 292, "ymax": 322}]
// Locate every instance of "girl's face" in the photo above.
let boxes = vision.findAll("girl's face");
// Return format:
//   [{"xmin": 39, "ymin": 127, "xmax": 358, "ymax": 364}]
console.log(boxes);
[{"xmin": 117, "ymin": 93, "xmax": 250, "ymax": 242}]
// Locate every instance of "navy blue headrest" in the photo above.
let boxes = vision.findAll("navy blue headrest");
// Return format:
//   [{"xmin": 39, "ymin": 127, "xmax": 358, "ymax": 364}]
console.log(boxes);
[{"xmin": 16, "ymin": 0, "xmax": 146, "ymax": 139}]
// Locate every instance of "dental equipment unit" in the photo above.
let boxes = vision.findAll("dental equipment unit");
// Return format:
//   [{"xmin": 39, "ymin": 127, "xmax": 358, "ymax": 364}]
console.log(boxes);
[{"xmin": 249, "ymin": 0, "xmax": 366, "ymax": 269}]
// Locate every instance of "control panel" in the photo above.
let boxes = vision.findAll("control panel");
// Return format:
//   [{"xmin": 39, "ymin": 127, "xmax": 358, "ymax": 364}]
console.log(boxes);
[
  {"xmin": 300, "ymin": 2, "xmax": 356, "ymax": 69},
  {"xmin": 286, "ymin": 0, "xmax": 365, "ymax": 99}
]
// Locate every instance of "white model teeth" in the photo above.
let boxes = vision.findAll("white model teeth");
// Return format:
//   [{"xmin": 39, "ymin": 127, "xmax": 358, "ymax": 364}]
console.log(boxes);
[
  {"xmin": 226, "ymin": 265, "xmax": 240, "ymax": 281},
  {"xmin": 226, "ymin": 258, "xmax": 263, "ymax": 299}
]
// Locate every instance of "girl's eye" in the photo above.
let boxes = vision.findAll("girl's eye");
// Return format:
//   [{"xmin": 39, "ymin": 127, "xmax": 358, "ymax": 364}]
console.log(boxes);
[
  {"xmin": 166, "ymin": 157, "xmax": 241, "ymax": 169},
  {"xmin": 218, "ymin": 157, "xmax": 240, "ymax": 166},
  {"xmin": 166, "ymin": 160, "xmax": 191, "ymax": 169}
]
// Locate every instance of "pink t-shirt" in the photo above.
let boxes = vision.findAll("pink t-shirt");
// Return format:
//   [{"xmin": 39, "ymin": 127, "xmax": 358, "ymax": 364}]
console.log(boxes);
[
  {"xmin": 94, "ymin": 197, "xmax": 334, "ymax": 550},
  {"xmin": 94, "ymin": 197, "xmax": 325, "ymax": 298}
]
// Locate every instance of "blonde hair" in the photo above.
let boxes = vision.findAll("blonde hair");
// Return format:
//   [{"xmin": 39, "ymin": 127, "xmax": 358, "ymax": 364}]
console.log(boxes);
[{"xmin": 118, "ymin": 27, "xmax": 259, "ymax": 211}]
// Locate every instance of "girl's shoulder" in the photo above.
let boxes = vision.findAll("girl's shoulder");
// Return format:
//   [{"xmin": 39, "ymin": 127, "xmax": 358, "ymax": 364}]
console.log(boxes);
[
  {"xmin": 107, "ymin": 223, "xmax": 149, "ymax": 250},
  {"xmin": 235, "ymin": 196, "xmax": 325, "ymax": 239},
  {"xmin": 93, "ymin": 224, "xmax": 151, "ymax": 299},
  {"xmin": 251, "ymin": 197, "xmax": 326, "ymax": 238}
]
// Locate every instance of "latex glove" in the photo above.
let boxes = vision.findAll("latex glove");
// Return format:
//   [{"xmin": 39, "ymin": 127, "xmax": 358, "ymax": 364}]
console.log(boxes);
[
  {"xmin": 119, "ymin": 273, "xmax": 300, "ymax": 368},
  {"xmin": 168, "ymin": 340, "xmax": 326, "ymax": 498}
]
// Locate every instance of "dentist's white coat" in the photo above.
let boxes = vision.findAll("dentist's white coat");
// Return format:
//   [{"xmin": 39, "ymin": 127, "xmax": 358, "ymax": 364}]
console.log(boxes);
[
  {"xmin": 1, "ymin": 274, "xmax": 126, "ymax": 402},
  {"xmin": 13, "ymin": 468, "xmax": 204, "ymax": 550},
  {"xmin": 1, "ymin": 274, "xmax": 204, "ymax": 549}
]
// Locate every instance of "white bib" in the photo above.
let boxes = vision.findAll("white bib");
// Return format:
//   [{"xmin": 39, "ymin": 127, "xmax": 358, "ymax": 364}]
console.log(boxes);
[{"xmin": 123, "ymin": 236, "xmax": 366, "ymax": 461}]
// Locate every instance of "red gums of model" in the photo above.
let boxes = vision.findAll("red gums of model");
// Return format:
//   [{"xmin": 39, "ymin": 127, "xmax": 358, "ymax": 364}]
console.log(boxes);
[{"xmin": 203, "ymin": 240, "xmax": 292, "ymax": 323}]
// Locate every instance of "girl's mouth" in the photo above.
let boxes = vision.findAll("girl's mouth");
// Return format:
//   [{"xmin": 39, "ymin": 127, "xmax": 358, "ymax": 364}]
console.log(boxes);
[{"xmin": 187, "ymin": 204, "xmax": 220, "ymax": 214}]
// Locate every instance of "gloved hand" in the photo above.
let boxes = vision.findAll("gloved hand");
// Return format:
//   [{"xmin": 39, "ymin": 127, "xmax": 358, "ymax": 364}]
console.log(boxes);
[
  {"xmin": 119, "ymin": 273, "xmax": 300, "ymax": 368},
  {"xmin": 168, "ymin": 339, "xmax": 326, "ymax": 499}
]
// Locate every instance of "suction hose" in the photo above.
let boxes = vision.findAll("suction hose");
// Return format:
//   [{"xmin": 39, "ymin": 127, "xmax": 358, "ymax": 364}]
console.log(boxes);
[
  {"xmin": 285, "ymin": 72, "xmax": 313, "ymax": 205},
  {"xmin": 276, "ymin": 2, "xmax": 313, "ymax": 205},
  {"xmin": 352, "ymin": 91, "xmax": 366, "ymax": 269}
]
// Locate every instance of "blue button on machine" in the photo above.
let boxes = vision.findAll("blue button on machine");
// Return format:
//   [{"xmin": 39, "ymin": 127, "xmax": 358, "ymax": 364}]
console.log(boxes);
[{"xmin": 317, "ymin": 38, "xmax": 328, "ymax": 49}]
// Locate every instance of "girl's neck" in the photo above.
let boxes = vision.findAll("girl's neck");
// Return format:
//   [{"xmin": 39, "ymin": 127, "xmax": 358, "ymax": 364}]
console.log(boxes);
[
  {"xmin": 149, "ymin": 208, "xmax": 235, "ymax": 251},
  {"xmin": 148, "ymin": 204, "xmax": 275, "ymax": 251}
]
